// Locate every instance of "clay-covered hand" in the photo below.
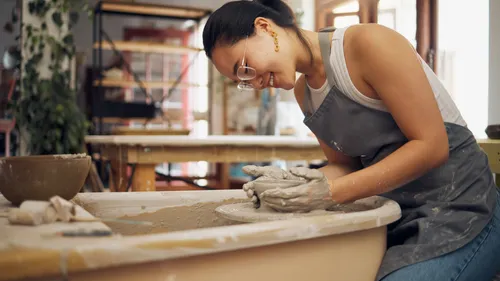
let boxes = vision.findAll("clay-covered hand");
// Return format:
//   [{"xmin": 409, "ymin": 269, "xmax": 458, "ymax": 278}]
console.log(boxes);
[
  {"xmin": 260, "ymin": 167, "xmax": 336, "ymax": 213},
  {"xmin": 242, "ymin": 165, "xmax": 305, "ymax": 206}
]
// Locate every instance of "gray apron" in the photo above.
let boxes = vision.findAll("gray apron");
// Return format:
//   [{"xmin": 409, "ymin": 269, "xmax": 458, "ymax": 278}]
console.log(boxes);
[{"xmin": 302, "ymin": 28, "xmax": 498, "ymax": 280}]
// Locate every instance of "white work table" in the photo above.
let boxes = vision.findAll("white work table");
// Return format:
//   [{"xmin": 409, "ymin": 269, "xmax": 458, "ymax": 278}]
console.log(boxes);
[{"xmin": 85, "ymin": 135, "xmax": 326, "ymax": 191}]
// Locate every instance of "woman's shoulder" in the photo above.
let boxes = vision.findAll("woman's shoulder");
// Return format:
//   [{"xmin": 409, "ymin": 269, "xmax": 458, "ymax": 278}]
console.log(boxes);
[{"xmin": 344, "ymin": 24, "xmax": 411, "ymax": 58}]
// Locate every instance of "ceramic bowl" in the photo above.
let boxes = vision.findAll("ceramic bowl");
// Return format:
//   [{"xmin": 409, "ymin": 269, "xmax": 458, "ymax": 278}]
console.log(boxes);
[{"xmin": 0, "ymin": 154, "xmax": 91, "ymax": 205}]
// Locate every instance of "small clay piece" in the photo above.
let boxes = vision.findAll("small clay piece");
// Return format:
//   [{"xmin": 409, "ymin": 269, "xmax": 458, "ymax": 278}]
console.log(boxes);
[
  {"xmin": 19, "ymin": 200, "xmax": 58, "ymax": 223},
  {"xmin": 50, "ymin": 196, "xmax": 76, "ymax": 222},
  {"xmin": 7, "ymin": 196, "xmax": 79, "ymax": 225},
  {"xmin": 8, "ymin": 208, "xmax": 44, "ymax": 225}
]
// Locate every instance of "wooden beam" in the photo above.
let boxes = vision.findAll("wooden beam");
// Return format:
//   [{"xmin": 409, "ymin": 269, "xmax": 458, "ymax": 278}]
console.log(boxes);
[
  {"xmin": 359, "ymin": 0, "xmax": 378, "ymax": 23},
  {"xmin": 315, "ymin": 0, "xmax": 378, "ymax": 30},
  {"xmin": 100, "ymin": 2, "xmax": 211, "ymax": 20},
  {"xmin": 93, "ymin": 79, "xmax": 205, "ymax": 89},
  {"xmin": 93, "ymin": 41, "xmax": 203, "ymax": 54},
  {"xmin": 416, "ymin": 0, "xmax": 438, "ymax": 72}
]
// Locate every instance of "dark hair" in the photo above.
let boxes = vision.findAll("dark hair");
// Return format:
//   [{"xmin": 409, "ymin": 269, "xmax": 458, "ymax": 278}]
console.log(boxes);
[{"xmin": 202, "ymin": 0, "xmax": 313, "ymax": 65}]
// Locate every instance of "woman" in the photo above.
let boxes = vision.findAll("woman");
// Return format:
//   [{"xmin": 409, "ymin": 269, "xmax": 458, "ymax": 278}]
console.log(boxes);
[{"xmin": 202, "ymin": 0, "xmax": 500, "ymax": 280}]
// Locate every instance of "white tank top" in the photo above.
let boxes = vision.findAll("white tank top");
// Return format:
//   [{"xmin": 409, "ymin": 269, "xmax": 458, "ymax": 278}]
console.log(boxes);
[{"xmin": 306, "ymin": 26, "xmax": 467, "ymax": 127}]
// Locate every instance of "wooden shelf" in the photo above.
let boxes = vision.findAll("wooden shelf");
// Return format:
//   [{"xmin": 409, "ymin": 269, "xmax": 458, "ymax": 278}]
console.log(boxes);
[
  {"xmin": 93, "ymin": 79, "xmax": 205, "ymax": 89},
  {"xmin": 93, "ymin": 41, "xmax": 203, "ymax": 54},
  {"xmin": 112, "ymin": 127, "xmax": 191, "ymax": 136},
  {"xmin": 92, "ymin": 117, "xmax": 182, "ymax": 124},
  {"xmin": 98, "ymin": 1, "xmax": 211, "ymax": 21}
]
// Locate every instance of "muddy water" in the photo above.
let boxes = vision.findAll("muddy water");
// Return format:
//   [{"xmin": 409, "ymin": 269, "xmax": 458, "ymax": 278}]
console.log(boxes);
[{"xmin": 100, "ymin": 198, "xmax": 248, "ymax": 236}]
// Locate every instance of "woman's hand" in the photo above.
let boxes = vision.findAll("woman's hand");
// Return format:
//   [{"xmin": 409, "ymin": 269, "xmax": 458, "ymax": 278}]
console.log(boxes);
[
  {"xmin": 260, "ymin": 167, "xmax": 336, "ymax": 212},
  {"xmin": 242, "ymin": 165, "xmax": 305, "ymax": 206}
]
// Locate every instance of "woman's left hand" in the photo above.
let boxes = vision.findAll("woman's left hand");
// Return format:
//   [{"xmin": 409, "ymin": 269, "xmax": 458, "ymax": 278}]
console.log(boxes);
[{"xmin": 260, "ymin": 167, "xmax": 336, "ymax": 213}]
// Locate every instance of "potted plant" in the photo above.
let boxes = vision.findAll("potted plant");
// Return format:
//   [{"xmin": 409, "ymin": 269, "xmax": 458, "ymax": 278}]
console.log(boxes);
[{"xmin": 5, "ymin": 0, "xmax": 92, "ymax": 155}]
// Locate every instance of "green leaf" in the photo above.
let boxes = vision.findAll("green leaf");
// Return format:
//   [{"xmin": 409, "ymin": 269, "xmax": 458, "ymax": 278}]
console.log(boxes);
[
  {"xmin": 52, "ymin": 12, "xmax": 63, "ymax": 28},
  {"xmin": 63, "ymin": 34, "xmax": 73, "ymax": 45},
  {"xmin": 28, "ymin": 2, "xmax": 36, "ymax": 14},
  {"xmin": 40, "ymin": 80, "xmax": 52, "ymax": 95}
]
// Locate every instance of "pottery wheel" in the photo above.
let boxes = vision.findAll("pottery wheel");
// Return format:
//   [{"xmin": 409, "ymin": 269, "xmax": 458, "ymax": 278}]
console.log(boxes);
[{"xmin": 215, "ymin": 202, "xmax": 337, "ymax": 223}]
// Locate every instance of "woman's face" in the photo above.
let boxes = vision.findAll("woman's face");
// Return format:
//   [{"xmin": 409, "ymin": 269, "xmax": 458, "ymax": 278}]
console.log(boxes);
[{"xmin": 210, "ymin": 18, "xmax": 297, "ymax": 90}]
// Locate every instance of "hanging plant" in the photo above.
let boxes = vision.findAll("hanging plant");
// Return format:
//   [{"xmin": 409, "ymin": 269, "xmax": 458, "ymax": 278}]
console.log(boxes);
[{"xmin": 10, "ymin": 0, "xmax": 92, "ymax": 155}]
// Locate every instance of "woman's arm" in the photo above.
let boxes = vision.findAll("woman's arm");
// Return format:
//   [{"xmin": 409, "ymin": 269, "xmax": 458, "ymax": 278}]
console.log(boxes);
[{"xmin": 329, "ymin": 24, "xmax": 449, "ymax": 204}]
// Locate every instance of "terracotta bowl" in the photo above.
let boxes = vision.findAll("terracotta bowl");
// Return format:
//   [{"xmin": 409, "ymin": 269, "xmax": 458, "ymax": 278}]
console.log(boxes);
[{"xmin": 0, "ymin": 154, "xmax": 91, "ymax": 205}]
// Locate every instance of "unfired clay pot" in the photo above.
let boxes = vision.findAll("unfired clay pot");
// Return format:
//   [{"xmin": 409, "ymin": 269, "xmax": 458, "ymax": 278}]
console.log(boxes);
[
  {"xmin": 251, "ymin": 179, "xmax": 306, "ymax": 208},
  {"xmin": 252, "ymin": 179, "xmax": 306, "ymax": 194},
  {"xmin": 0, "ymin": 154, "xmax": 91, "ymax": 205}
]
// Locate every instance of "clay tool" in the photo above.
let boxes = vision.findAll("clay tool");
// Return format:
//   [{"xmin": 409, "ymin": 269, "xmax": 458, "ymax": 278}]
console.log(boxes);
[
  {"xmin": 42, "ymin": 229, "xmax": 114, "ymax": 238},
  {"xmin": 71, "ymin": 217, "xmax": 154, "ymax": 226}
]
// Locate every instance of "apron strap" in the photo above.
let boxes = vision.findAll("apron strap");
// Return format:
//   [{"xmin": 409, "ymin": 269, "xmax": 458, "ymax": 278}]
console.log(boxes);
[
  {"xmin": 318, "ymin": 29, "xmax": 338, "ymax": 87},
  {"xmin": 302, "ymin": 27, "xmax": 337, "ymax": 115}
]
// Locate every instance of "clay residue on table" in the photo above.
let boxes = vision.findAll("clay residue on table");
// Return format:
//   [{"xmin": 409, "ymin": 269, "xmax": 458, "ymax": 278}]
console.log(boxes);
[{"xmin": 103, "ymin": 198, "xmax": 248, "ymax": 236}]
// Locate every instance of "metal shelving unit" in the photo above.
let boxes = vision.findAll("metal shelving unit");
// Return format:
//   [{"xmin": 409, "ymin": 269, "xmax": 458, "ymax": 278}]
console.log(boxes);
[{"xmin": 91, "ymin": 0, "xmax": 212, "ymax": 134}]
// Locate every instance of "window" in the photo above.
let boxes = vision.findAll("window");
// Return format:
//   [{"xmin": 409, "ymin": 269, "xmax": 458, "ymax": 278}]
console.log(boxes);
[
  {"xmin": 331, "ymin": 1, "xmax": 360, "ymax": 28},
  {"xmin": 333, "ymin": 1, "xmax": 359, "ymax": 13},
  {"xmin": 378, "ymin": 0, "xmax": 417, "ymax": 48},
  {"xmin": 436, "ymin": 0, "xmax": 489, "ymax": 137}
]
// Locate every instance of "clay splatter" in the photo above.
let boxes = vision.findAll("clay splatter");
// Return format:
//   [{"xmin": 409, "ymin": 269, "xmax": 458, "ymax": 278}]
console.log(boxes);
[{"xmin": 53, "ymin": 153, "xmax": 88, "ymax": 159}]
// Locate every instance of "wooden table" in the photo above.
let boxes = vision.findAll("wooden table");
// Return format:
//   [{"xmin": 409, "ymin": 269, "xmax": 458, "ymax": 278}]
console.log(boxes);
[
  {"xmin": 477, "ymin": 138, "xmax": 500, "ymax": 185},
  {"xmin": 85, "ymin": 136, "xmax": 500, "ymax": 191},
  {"xmin": 85, "ymin": 135, "xmax": 326, "ymax": 191}
]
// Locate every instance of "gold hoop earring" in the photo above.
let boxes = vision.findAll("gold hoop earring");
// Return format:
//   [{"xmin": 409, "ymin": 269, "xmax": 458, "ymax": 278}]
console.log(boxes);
[{"xmin": 272, "ymin": 31, "xmax": 279, "ymax": 52}]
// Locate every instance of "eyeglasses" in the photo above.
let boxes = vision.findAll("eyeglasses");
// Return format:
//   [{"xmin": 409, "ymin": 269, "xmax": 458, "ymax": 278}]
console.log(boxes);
[{"xmin": 237, "ymin": 36, "xmax": 256, "ymax": 90}]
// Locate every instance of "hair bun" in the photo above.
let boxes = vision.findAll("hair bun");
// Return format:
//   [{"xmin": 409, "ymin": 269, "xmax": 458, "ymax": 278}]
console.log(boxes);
[
  {"xmin": 254, "ymin": 0, "xmax": 285, "ymax": 13},
  {"xmin": 254, "ymin": 0, "xmax": 296, "ymax": 22}
]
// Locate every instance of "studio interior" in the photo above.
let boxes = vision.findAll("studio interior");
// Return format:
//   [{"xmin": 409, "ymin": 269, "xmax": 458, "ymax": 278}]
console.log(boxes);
[{"xmin": 0, "ymin": 0, "xmax": 499, "ymax": 280}]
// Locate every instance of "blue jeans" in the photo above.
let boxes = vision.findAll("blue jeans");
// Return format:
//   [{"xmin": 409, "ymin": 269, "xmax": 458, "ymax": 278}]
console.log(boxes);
[{"xmin": 382, "ymin": 190, "xmax": 500, "ymax": 281}]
